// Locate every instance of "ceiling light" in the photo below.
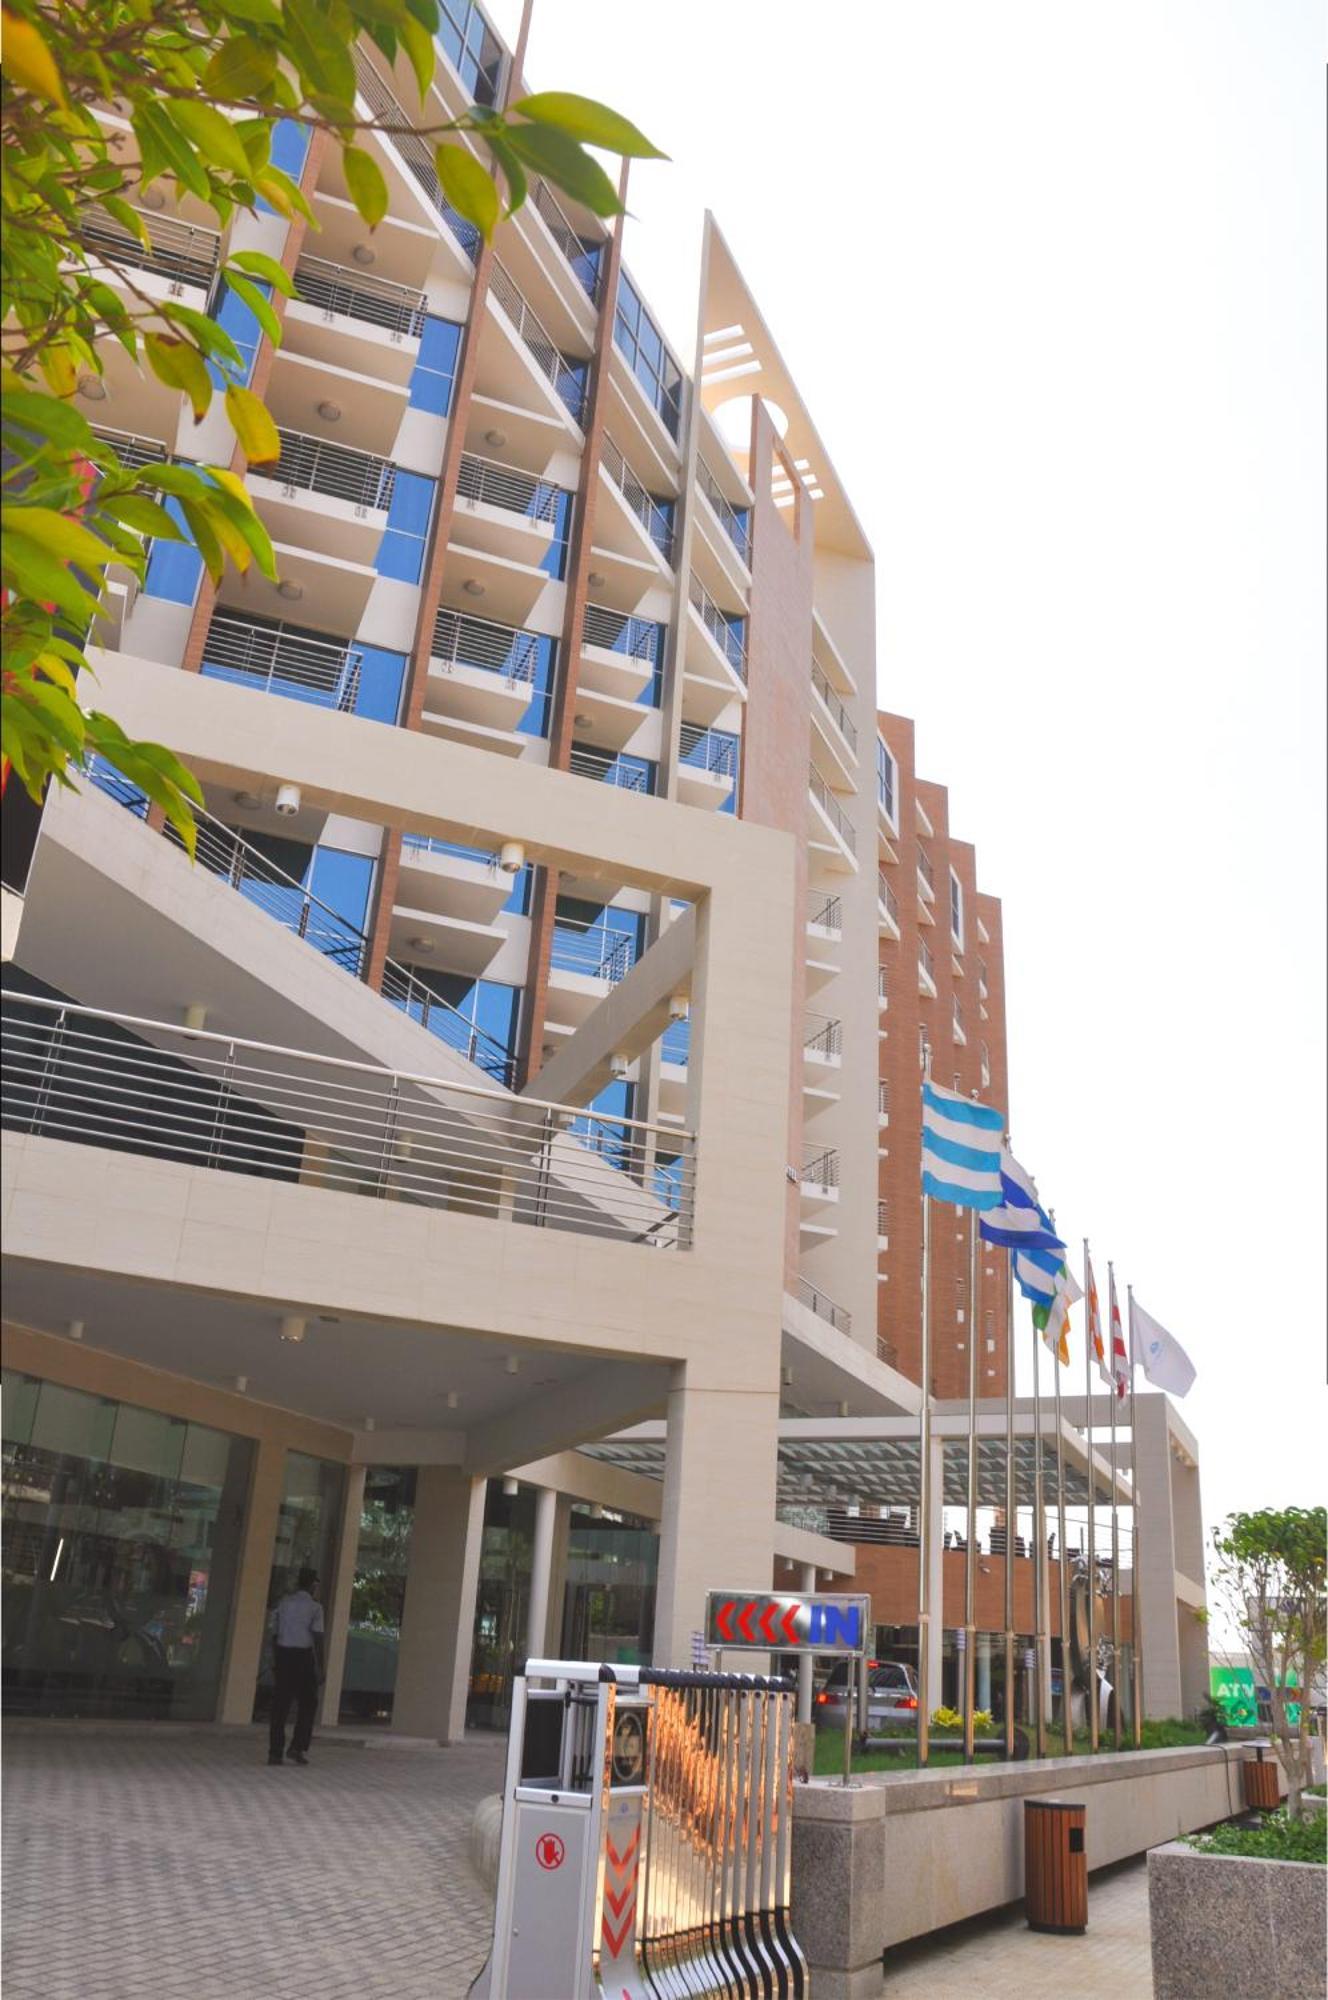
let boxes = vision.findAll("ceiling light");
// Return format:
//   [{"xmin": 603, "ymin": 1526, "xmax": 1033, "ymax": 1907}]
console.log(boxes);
[
  {"xmin": 183, "ymin": 1004, "xmax": 207, "ymax": 1033},
  {"xmin": 462, "ymin": 579, "xmax": 485, "ymax": 597},
  {"xmin": 446, "ymin": 1390, "xmax": 459, "ymax": 1409},
  {"xmin": 484, "ymin": 428, "xmax": 507, "ymax": 447},
  {"xmin": 76, "ymin": 376, "xmax": 107, "ymax": 402},
  {"xmin": 234, "ymin": 1374, "xmax": 248, "ymax": 1394},
  {"xmin": 279, "ymin": 1315, "xmax": 307, "ymax": 1344},
  {"xmin": 233, "ymin": 790, "xmax": 261, "ymax": 809},
  {"xmin": 277, "ymin": 580, "xmax": 303, "ymax": 601},
  {"xmin": 504, "ymin": 1355, "xmax": 520, "ymax": 1376},
  {"xmin": 587, "ymin": 571, "xmax": 606, "ymax": 588},
  {"xmin": 351, "ymin": 244, "xmax": 376, "ymax": 266},
  {"xmin": 139, "ymin": 187, "xmax": 166, "ymax": 211},
  {"xmin": 408, "ymin": 935, "xmax": 434, "ymax": 952},
  {"xmin": 363, "ymin": 1416, "xmax": 376, "ymax": 1432},
  {"xmin": 667, "ymin": 993, "xmax": 689, "ymax": 1022},
  {"xmin": 68, "ymin": 1319, "xmax": 85, "ymax": 1342},
  {"xmin": 502, "ymin": 1477, "xmax": 519, "ymax": 1497},
  {"xmin": 316, "ymin": 401, "xmax": 342, "ymax": 422},
  {"xmin": 499, "ymin": 840, "xmax": 524, "ymax": 875}
]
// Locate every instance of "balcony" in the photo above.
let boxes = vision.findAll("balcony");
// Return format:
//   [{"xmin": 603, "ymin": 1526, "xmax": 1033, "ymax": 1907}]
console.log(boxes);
[
  {"xmin": 391, "ymin": 833, "xmax": 512, "ymax": 976},
  {"xmin": 2, "ymin": 993, "xmax": 695, "ymax": 1249},
  {"xmin": 808, "ymin": 769, "xmax": 857, "ymax": 869},
  {"xmin": 546, "ymin": 920, "xmax": 637, "ymax": 1030},
  {"xmin": 488, "ymin": 257, "xmax": 586, "ymax": 426},
  {"xmin": 807, "ymin": 893, "xmax": 842, "ymax": 940},
  {"xmin": 79, "ymin": 206, "xmax": 220, "ymax": 296},
  {"xmin": 599, "ymin": 434, "xmax": 674, "ymax": 566},
  {"xmin": 877, "ymin": 1199, "xmax": 889, "ymax": 1251},
  {"xmin": 916, "ymin": 841, "xmax": 936, "ymax": 902},
  {"xmin": 567, "ymin": 747, "xmax": 651, "ymax": 793},
  {"xmin": 198, "ymin": 612, "xmax": 364, "ymax": 714},
  {"xmin": 351, "ymin": 50, "xmax": 481, "ymax": 266},
  {"xmin": 579, "ymin": 603, "xmax": 661, "ymax": 708},
  {"xmin": 686, "ymin": 572, "xmax": 748, "ymax": 685},
  {"xmin": 799, "ymin": 1145, "xmax": 840, "ymax": 1208},
  {"xmin": 918, "ymin": 938, "xmax": 937, "ymax": 997},
  {"xmin": 878, "ymin": 965, "xmax": 888, "ymax": 1010},
  {"xmin": 91, "ymin": 426, "xmax": 168, "ymax": 474},
  {"xmin": 804, "ymin": 1014, "xmax": 843, "ymax": 1070},
  {"xmin": 284, "ymin": 255, "xmax": 426, "ymax": 385},
  {"xmin": 878, "ymin": 1080, "xmax": 890, "ymax": 1127},
  {"xmin": 449, "ymin": 451, "xmax": 563, "ymax": 592},
  {"xmin": 676, "ymin": 724, "xmax": 738, "ymax": 811},
  {"xmin": 810, "ymin": 657, "xmax": 859, "ymax": 786},
  {"xmin": 696, "ymin": 457, "xmax": 752, "ymax": 566},
  {"xmin": 246, "ymin": 428, "xmax": 394, "ymax": 572},
  {"xmin": 530, "ymin": 179, "xmax": 606, "ymax": 304},
  {"xmin": 423, "ymin": 606, "xmax": 538, "ymax": 739},
  {"xmin": 878, "ymin": 868, "xmax": 901, "ymax": 938}
]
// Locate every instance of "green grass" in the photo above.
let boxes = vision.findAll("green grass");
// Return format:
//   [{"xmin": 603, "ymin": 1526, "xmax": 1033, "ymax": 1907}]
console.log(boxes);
[
  {"xmin": 809, "ymin": 1714, "xmax": 1210, "ymax": 1777},
  {"xmin": 1186, "ymin": 1811, "xmax": 1327, "ymax": 1865}
]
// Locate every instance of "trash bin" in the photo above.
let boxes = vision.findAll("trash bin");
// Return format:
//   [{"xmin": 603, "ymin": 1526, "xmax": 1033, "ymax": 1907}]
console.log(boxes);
[
  {"xmin": 1024, "ymin": 1798, "xmax": 1087, "ymax": 1934},
  {"xmin": 1242, "ymin": 1750, "xmax": 1280, "ymax": 1810}
]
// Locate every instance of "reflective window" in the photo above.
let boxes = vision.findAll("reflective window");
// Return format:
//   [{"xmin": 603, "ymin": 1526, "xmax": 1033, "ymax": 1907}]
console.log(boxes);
[
  {"xmin": 305, "ymin": 847, "xmax": 375, "ymax": 935},
  {"xmin": 540, "ymin": 487, "xmax": 573, "ymax": 582},
  {"xmin": 257, "ymin": 119, "xmax": 312, "ymax": 212},
  {"xmin": 437, "ymin": 0, "xmax": 504, "ymax": 106},
  {"xmin": 613, "ymin": 274, "xmax": 683, "ymax": 439},
  {"xmin": 376, "ymin": 470, "xmax": 436, "ymax": 584},
  {"xmin": 142, "ymin": 494, "xmax": 204, "ymax": 606},
  {"xmin": 253, "ymin": 1450, "xmax": 345, "ymax": 1720},
  {"xmin": 559, "ymin": 1506, "xmax": 657, "ymax": 1666},
  {"xmin": 467, "ymin": 1480, "xmax": 534, "ymax": 1730},
  {"xmin": 876, "ymin": 735, "xmax": 898, "ymax": 826},
  {"xmin": 339, "ymin": 1466, "xmax": 416, "ymax": 1725},
  {"xmin": 408, "ymin": 315, "xmax": 463, "ymax": 415},
  {"xmin": 405, "ymin": 971, "xmax": 521, "ymax": 1059},
  {"xmin": 516, "ymin": 635, "xmax": 558, "ymax": 738},
  {"xmin": 207, "ymin": 277, "xmax": 269, "ymax": 389}
]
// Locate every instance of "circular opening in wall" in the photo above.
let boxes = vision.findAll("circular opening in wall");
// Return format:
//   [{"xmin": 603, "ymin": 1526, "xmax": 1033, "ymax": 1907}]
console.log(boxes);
[{"xmin": 710, "ymin": 393, "xmax": 789, "ymax": 450}]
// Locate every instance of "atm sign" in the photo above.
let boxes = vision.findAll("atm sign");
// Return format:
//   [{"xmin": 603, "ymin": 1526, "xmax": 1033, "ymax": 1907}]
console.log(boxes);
[{"xmin": 705, "ymin": 1592, "xmax": 870, "ymax": 1656}]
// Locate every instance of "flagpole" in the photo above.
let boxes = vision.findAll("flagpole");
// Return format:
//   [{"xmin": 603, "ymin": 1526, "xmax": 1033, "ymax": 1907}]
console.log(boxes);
[
  {"xmin": 1030, "ymin": 1302, "xmax": 1048, "ymax": 1758},
  {"xmin": 1127, "ymin": 1283, "xmax": 1144, "ymax": 1748},
  {"xmin": 1003, "ymin": 1249, "xmax": 1016, "ymax": 1762},
  {"xmin": 1084, "ymin": 1240, "xmax": 1099, "ymax": 1754},
  {"xmin": 916, "ymin": 1048, "xmax": 933, "ymax": 1770},
  {"xmin": 1108, "ymin": 1260, "xmax": 1122, "ymax": 1751},
  {"xmin": 963, "ymin": 1203, "xmax": 979, "ymax": 1763},
  {"xmin": 1052, "ymin": 1324, "xmax": 1073, "ymax": 1756}
]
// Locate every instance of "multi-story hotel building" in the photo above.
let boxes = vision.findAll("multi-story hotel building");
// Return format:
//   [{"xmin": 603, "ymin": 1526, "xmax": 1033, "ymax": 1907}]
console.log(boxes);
[{"xmin": 0, "ymin": 0, "xmax": 1208, "ymax": 1735}]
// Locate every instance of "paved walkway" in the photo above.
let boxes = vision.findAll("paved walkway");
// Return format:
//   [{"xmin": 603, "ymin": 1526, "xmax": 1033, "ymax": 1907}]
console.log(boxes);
[
  {"xmin": 2, "ymin": 1722, "xmax": 505, "ymax": 2000},
  {"xmin": 882, "ymin": 1855, "xmax": 1153, "ymax": 1996}
]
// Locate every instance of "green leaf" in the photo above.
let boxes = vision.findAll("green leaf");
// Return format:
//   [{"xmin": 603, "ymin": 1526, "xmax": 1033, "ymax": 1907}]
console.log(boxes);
[
  {"xmin": 170, "ymin": 99, "xmax": 256, "ymax": 182},
  {"xmin": 434, "ymin": 142, "xmax": 499, "ymax": 238},
  {"xmin": 213, "ymin": 0, "xmax": 282, "ymax": 23},
  {"xmin": 252, "ymin": 165, "xmax": 315, "ymax": 222},
  {"xmin": 341, "ymin": 145, "xmax": 389, "ymax": 229},
  {"xmin": 144, "ymin": 333, "xmax": 214, "ymax": 421},
  {"xmin": 225, "ymin": 272, "xmax": 282, "ymax": 351},
  {"xmin": 224, "ymin": 382, "xmax": 281, "ymax": 463},
  {"xmin": 132, "ymin": 101, "xmax": 211, "ymax": 203},
  {"xmin": 20, "ymin": 679, "xmax": 87, "ymax": 759},
  {"xmin": 201, "ymin": 35, "xmax": 279, "ymax": 100},
  {"xmin": 176, "ymin": 494, "xmax": 225, "ymax": 582},
  {"xmin": 0, "ymin": 10, "xmax": 68, "ymax": 107},
  {"xmin": 283, "ymin": 0, "xmax": 357, "ymax": 106},
  {"xmin": 397, "ymin": 13, "xmax": 434, "ymax": 99},
  {"xmin": 0, "ymin": 385, "xmax": 94, "ymax": 449},
  {"xmin": 0, "ymin": 504, "xmax": 113, "ymax": 569},
  {"xmin": 1, "ymin": 531, "xmax": 100, "ymax": 625},
  {"xmin": 97, "ymin": 194, "xmax": 152, "ymax": 249},
  {"xmin": 97, "ymin": 493, "xmax": 184, "ymax": 538},
  {"xmin": 503, "ymin": 124, "xmax": 621, "ymax": 218},
  {"xmin": 482, "ymin": 132, "xmax": 527, "ymax": 218},
  {"xmin": 227, "ymin": 248, "xmax": 297, "ymax": 298},
  {"xmin": 510, "ymin": 93, "xmax": 666, "ymax": 160}
]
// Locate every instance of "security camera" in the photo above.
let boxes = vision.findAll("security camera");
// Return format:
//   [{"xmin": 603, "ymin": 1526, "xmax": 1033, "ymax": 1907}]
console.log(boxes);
[{"xmin": 274, "ymin": 782, "xmax": 301, "ymax": 818}]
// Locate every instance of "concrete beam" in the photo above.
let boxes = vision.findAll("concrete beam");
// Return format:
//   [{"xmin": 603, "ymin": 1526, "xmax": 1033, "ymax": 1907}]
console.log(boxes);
[{"xmin": 525, "ymin": 907, "xmax": 695, "ymax": 1110}]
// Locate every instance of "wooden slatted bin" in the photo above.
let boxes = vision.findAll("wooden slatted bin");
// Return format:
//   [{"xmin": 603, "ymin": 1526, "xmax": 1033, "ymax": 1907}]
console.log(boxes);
[
  {"xmin": 1024, "ymin": 1798, "xmax": 1087, "ymax": 1934},
  {"xmin": 1242, "ymin": 1753, "xmax": 1280, "ymax": 1810}
]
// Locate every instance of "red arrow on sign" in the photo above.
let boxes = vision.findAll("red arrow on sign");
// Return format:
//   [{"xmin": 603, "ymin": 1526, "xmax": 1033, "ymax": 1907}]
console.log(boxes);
[
  {"xmin": 780, "ymin": 1604, "xmax": 801, "ymax": 1644},
  {"xmin": 758, "ymin": 1602, "xmax": 779, "ymax": 1644},
  {"xmin": 714, "ymin": 1599, "xmax": 735, "ymax": 1642},
  {"xmin": 737, "ymin": 1600, "xmax": 757, "ymax": 1644}
]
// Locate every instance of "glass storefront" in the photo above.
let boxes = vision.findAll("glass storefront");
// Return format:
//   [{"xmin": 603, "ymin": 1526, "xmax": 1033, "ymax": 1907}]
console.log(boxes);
[
  {"xmin": 559, "ymin": 1508, "xmax": 657, "ymax": 1666},
  {"xmin": 339, "ymin": 1465, "xmax": 416, "ymax": 1725},
  {"xmin": 467, "ymin": 1482, "xmax": 535, "ymax": 1731},
  {"xmin": 1, "ymin": 1372, "xmax": 252, "ymax": 1719},
  {"xmin": 253, "ymin": 1449, "xmax": 345, "ymax": 1720}
]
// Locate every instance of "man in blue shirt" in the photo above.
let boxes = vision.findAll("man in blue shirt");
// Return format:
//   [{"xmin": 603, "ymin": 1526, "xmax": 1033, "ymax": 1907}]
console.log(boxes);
[{"xmin": 267, "ymin": 1566, "xmax": 325, "ymax": 1766}]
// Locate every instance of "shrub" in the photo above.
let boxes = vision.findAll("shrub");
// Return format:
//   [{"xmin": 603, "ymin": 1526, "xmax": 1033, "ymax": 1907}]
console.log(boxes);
[{"xmin": 1187, "ymin": 1811, "xmax": 1326, "ymax": 1866}]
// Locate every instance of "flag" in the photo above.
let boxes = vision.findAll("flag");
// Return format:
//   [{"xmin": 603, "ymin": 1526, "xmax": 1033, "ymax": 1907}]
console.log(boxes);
[
  {"xmin": 979, "ymin": 1151, "xmax": 1067, "ymax": 1252},
  {"xmin": 1015, "ymin": 1244, "xmax": 1082, "ymax": 1363},
  {"xmin": 1130, "ymin": 1296, "xmax": 1196, "ymax": 1398},
  {"xmin": 1108, "ymin": 1269, "xmax": 1131, "ymax": 1400},
  {"xmin": 921, "ymin": 1079, "xmax": 1003, "ymax": 1210},
  {"xmin": 1085, "ymin": 1248, "xmax": 1111, "ymax": 1390}
]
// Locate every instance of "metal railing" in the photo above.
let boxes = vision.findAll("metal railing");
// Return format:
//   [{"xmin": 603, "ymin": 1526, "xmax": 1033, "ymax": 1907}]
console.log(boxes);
[
  {"xmin": 292, "ymin": 255, "xmax": 427, "ymax": 338},
  {"xmin": 695, "ymin": 458, "xmax": 752, "ymax": 564},
  {"xmin": 80, "ymin": 206, "xmax": 220, "ymax": 290},
  {"xmin": 489, "ymin": 257, "xmax": 586, "ymax": 423},
  {"xmin": 455, "ymin": 450, "xmax": 561, "ymax": 526},
  {"xmin": 1, "ymin": 993, "xmax": 695, "ymax": 1249},
  {"xmin": 808, "ymin": 893, "xmax": 842, "ymax": 934},
  {"xmin": 399, "ymin": 832, "xmax": 499, "ymax": 868},
  {"xmin": 952, "ymin": 996, "xmax": 964, "ymax": 1039},
  {"xmin": 796, "ymin": 1274, "xmax": 851, "ymax": 1336},
  {"xmin": 659, "ymin": 1016, "xmax": 690, "ymax": 1066},
  {"xmin": 200, "ymin": 613, "xmax": 363, "ymax": 712},
  {"xmin": 567, "ymin": 749, "xmax": 650, "ymax": 793},
  {"xmin": 916, "ymin": 841, "xmax": 935, "ymax": 893},
  {"xmin": 582, "ymin": 603, "xmax": 660, "ymax": 662},
  {"xmin": 919, "ymin": 938, "xmax": 936, "ymax": 988},
  {"xmin": 269, "ymin": 427, "xmax": 397, "ymax": 511},
  {"xmin": 800, "ymin": 1146, "xmax": 840, "ymax": 1190},
  {"xmin": 878, "ymin": 1080, "xmax": 890, "ymax": 1118},
  {"xmin": 351, "ymin": 50, "xmax": 481, "ymax": 264},
  {"xmin": 549, "ymin": 924, "xmax": 634, "ymax": 982},
  {"xmin": 531, "ymin": 180, "xmax": 605, "ymax": 303},
  {"xmin": 804, "ymin": 1014, "xmax": 843, "ymax": 1060},
  {"xmin": 84, "ymin": 759, "xmax": 515, "ymax": 1085},
  {"xmin": 811, "ymin": 658, "xmax": 858, "ymax": 754},
  {"xmin": 678, "ymin": 724, "xmax": 738, "ymax": 780},
  {"xmin": 687, "ymin": 572, "xmax": 748, "ymax": 680},
  {"xmin": 91, "ymin": 426, "xmax": 169, "ymax": 473},
  {"xmin": 877, "ymin": 1199, "xmax": 889, "ymax": 1236},
  {"xmin": 600, "ymin": 435, "xmax": 673, "ymax": 562},
  {"xmin": 808, "ymin": 769, "xmax": 856, "ymax": 853},
  {"xmin": 878, "ymin": 869, "xmax": 899, "ymax": 926},
  {"xmin": 432, "ymin": 607, "xmax": 539, "ymax": 685},
  {"xmin": 877, "ymin": 965, "xmax": 888, "ymax": 1006}
]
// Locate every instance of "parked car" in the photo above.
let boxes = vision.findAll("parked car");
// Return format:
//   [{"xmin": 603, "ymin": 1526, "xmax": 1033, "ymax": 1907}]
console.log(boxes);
[{"xmin": 813, "ymin": 1659, "xmax": 919, "ymax": 1731}]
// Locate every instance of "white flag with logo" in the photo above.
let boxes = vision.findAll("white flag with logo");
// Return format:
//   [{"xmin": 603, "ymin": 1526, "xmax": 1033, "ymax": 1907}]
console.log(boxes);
[{"xmin": 1130, "ymin": 1297, "xmax": 1196, "ymax": 1398}]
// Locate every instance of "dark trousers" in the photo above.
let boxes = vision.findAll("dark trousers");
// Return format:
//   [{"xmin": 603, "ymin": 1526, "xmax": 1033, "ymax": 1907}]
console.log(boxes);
[{"xmin": 270, "ymin": 1645, "xmax": 318, "ymax": 1758}]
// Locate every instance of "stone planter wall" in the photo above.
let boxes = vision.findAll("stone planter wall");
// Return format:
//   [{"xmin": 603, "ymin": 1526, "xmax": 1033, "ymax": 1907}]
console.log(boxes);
[
  {"xmin": 1148, "ymin": 1840, "xmax": 1326, "ymax": 2000},
  {"xmin": 791, "ymin": 1744, "xmax": 1256, "ymax": 2000}
]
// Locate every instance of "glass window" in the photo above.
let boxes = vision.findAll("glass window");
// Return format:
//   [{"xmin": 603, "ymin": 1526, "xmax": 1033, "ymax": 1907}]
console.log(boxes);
[
  {"xmin": 540, "ymin": 487, "xmax": 573, "ymax": 582},
  {"xmin": 305, "ymin": 847, "xmax": 374, "ymax": 935},
  {"xmin": 559, "ymin": 1506, "xmax": 657, "ymax": 1667},
  {"xmin": 950, "ymin": 871, "xmax": 964, "ymax": 947},
  {"xmin": 408, "ymin": 315, "xmax": 463, "ymax": 415},
  {"xmin": 437, "ymin": 0, "xmax": 503, "ymax": 106},
  {"xmin": 467, "ymin": 1479, "xmax": 534, "ymax": 1730},
  {"xmin": 876, "ymin": 736, "xmax": 897, "ymax": 826},
  {"xmin": 142, "ymin": 494, "xmax": 204, "ymax": 606},
  {"xmin": 516, "ymin": 634, "xmax": 558, "ymax": 738},
  {"xmin": 418, "ymin": 972, "xmax": 521, "ymax": 1059},
  {"xmin": 269, "ymin": 118, "xmax": 311, "ymax": 181},
  {"xmin": 2, "ymin": 1372, "xmax": 253, "ymax": 1720},
  {"xmin": 351, "ymin": 643, "xmax": 407, "ymax": 726},
  {"xmin": 340, "ymin": 1466, "xmax": 416, "ymax": 1725},
  {"xmin": 253, "ymin": 1450, "xmax": 345, "ymax": 1719},
  {"xmin": 375, "ymin": 470, "xmax": 435, "ymax": 584},
  {"xmin": 613, "ymin": 274, "xmax": 683, "ymax": 439},
  {"xmin": 501, "ymin": 863, "xmax": 534, "ymax": 917},
  {"xmin": 206, "ymin": 277, "xmax": 270, "ymax": 389}
]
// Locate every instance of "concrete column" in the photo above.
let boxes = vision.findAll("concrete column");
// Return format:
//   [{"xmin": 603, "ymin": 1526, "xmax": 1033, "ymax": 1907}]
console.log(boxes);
[
  {"xmin": 654, "ymin": 1367, "xmax": 779, "ymax": 1668},
  {"xmin": 392, "ymin": 1467, "xmax": 487, "ymax": 1743},
  {"xmin": 1133, "ymin": 1396, "xmax": 1182, "ymax": 1719},
  {"xmin": 797, "ymin": 1562, "xmax": 817, "ymax": 1725},
  {"xmin": 319, "ymin": 1463, "xmax": 366, "ymax": 1727},
  {"xmin": 525, "ymin": 1484, "xmax": 559, "ymax": 1664},
  {"xmin": 217, "ymin": 1436, "xmax": 286, "ymax": 1725},
  {"xmin": 542, "ymin": 1492, "xmax": 575, "ymax": 1657}
]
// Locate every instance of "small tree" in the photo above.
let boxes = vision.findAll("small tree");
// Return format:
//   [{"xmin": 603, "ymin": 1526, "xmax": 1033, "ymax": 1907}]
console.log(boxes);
[{"xmin": 1210, "ymin": 1506, "xmax": 1326, "ymax": 1819}]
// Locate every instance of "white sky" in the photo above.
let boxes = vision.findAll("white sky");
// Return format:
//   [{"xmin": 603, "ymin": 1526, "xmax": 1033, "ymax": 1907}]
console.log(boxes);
[{"xmin": 514, "ymin": 1, "xmax": 1327, "ymax": 1548}]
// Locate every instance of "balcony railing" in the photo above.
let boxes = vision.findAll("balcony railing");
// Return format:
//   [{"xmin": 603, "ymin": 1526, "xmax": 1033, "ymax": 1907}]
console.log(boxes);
[
  {"xmin": 678, "ymin": 724, "xmax": 738, "ymax": 780},
  {"xmin": 1, "ymin": 993, "xmax": 696, "ymax": 1249},
  {"xmin": 696, "ymin": 458, "xmax": 752, "ymax": 564},
  {"xmin": 919, "ymin": 938, "xmax": 936, "ymax": 989},
  {"xmin": 878, "ymin": 869, "xmax": 899, "ymax": 927},
  {"xmin": 916, "ymin": 841, "xmax": 935, "ymax": 894},
  {"xmin": 84, "ymin": 759, "xmax": 515, "ymax": 1084},
  {"xmin": 91, "ymin": 427, "xmax": 169, "ymax": 473},
  {"xmin": 878, "ymin": 1080, "xmax": 890, "ymax": 1119},
  {"xmin": 808, "ymin": 893, "xmax": 842, "ymax": 935},
  {"xmin": 432, "ymin": 607, "xmax": 538, "ymax": 684},
  {"xmin": 530, "ymin": 179, "xmax": 605, "ymax": 303},
  {"xmin": 601, "ymin": 434, "xmax": 673, "ymax": 562},
  {"xmin": 489, "ymin": 257, "xmax": 586, "ymax": 424},
  {"xmin": 800, "ymin": 1147, "xmax": 840, "ymax": 1190},
  {"xmin": 270, "ymin": 427, "xmax": 396, "ymax": 511},
  {"xmin": 809, "ymin": 769, "xmax": 856, "ymax": 853},
  {"xmin": 200, "ymin": 613, "xmax": 363, "ymax": 712},
  {"xmin": 550, "ymin": 924, "xmax": 634, "ymax": 982},
  {"xmin": 80, "ymin": 206, "xmax": 220, "ymax": 290},
  {"xmin": 811, "ymin": 658, "xmax": 858, "ymax": 754},
  {"xmin": 796, "ymin": 1274, "xmax": 851, "ymax": 1336},
  {"xmin": 455, "ymin": 450, "xmax": 561, "ymax": 526},
  {"xmin": 292, "ymin": 255, "xmax": 427, "ymax": 338},
  {"xmin": 688, "ymin": 572, "xmax": 748, "ymax": 680},
  {"xmin": 804, "ymin": 1014, "xmax": 843, "ymax": 1060},
  {"xmin": 582, "ymin": 603, "xmax": 660, "ymax": 662},
  {"xmin": 351, "ymin": 51, "xmax": 481, "ymax": 264},
  {"xmin": 877, "ymin": 1199, "xmax": 889, "ymax": 1236},
  {"xmin": 877, "ymin": 965, "xmax": 888, "ymax": 1006},
  {"xmin": 660, "ymin": 1016, "xmax": 690, "ymax": 1066},
  {"xmin": 567, "ymin": 748, "xmax": 649, "ymax": 792}
]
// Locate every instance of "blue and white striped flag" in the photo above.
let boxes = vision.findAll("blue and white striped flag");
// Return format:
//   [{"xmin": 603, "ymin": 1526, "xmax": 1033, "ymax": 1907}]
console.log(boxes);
[
  {"xmin": 921, "ymin": 1079, "xmax": 1003, "ymax": 1210},
  {"xmin": 980, "ymin": 1151, "xmax": 1066, "ymax": 1253}
]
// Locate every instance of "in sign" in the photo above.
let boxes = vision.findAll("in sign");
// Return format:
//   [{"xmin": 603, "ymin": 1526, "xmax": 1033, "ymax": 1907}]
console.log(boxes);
[
  {"xmin": 705, "ymin": 1590, "xmax": 870, "ymax": 1656},
  {"xmin": 535, "ymin": 1832, "xmax": 565, "ymax": 1871}
]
